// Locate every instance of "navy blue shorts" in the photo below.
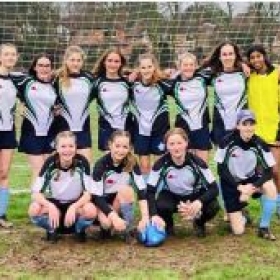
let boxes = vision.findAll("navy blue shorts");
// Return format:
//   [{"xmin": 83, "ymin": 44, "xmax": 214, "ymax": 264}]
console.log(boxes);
[
  {"xmin": 73, "ymin": 130, "xmax": 92, "ymax": 149},
  {"xmin": 48, "ymin": 198, "xmax": 76, "ymax": 234},
  {"xmin": 0, "ymin": 129, "xmax": 17, "ymax": 149},
  {"xmin": 105, "ymin": 193, "xmax": 118, "ymax": 205},
  {"xmin": 175, "ymin": 116, "xmax": 212, "ymax": 150},
  {"xmin": 98, "ymin": 125, "xmax": 116, "ymax": 151},
  {"xmin": 133, "ymin": 133, "xmax": 165, "ymax": 156},
  {"xmin": 51, "ymin": 116, "xmax": 92, "ymax": 149},
  {"xmin": 19, "ymin": 132, "xmax": 54, "ymax": 155},
  {"xmin": 98, "ymin": 114, "xmax": 134, "ymax": 151},
  {"xmin": 220, "ymin": 177, "xmax": 261, "ymax": 213},
  {"xmin": 211, "ymin": 125, "xmax": 233, "ymax": 146}
]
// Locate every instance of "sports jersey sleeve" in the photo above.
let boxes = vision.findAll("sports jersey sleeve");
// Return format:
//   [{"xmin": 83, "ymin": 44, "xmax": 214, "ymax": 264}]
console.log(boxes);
[
  {"xmin": 196, "ymin": 160, "xmax": 219, "ymax": 204},
  {"xmin": 159, "ymin": 79, "xmax": 174, "ymax": 96},
  {"xmin": 131, "ymin": 164, "xmax": 147, "ymax": 201},
  {"xmin": 147, "ymin": 156, "xmax": 167, "ymax": 216},
  {"xmin": 31, "ymin": 156, "xmax": 55, "ymax": 193},
  {"xmin": 214, "ymin": 147, "xmax": 227, "ymax": 163},
  {"xmin": 215, "ymin": 148, "xmax": 239, "ymax": 185},
  {"xmin": 9, "ymin": 73, "xmax": 29, "ymax": 100},
  {"xmin": 89, "ymin": 156, "xmax": 114, "ymax": 215},
  {"xmin": 196, "ymin": 67, "xmax": 213, "ymax": 86},
  {"xmin": 91, "ymin": 157, "xmax": 106, "ymax": 195}
]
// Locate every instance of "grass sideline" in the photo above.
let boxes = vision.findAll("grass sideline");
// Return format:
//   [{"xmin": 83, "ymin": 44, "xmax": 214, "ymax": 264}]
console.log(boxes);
[{"xmin": 4, "ymin": 94, "xmax": 280, "ymax": 279}]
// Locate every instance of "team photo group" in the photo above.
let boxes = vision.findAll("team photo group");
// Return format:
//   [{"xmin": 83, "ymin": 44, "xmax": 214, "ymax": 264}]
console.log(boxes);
[{"xmin": 0, "ymin": 40, "xmax": 279, "ymax": 246}]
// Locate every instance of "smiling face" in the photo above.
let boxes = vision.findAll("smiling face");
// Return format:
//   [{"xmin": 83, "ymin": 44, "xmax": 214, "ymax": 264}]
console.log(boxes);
[
  {"xmin": 56, "ymin": 136, "xmax": 77, "ymax": 165},
  {"xmin": 219, "ymin": 44, "xmax": 236, "ymax": 71},
  {"xmin": 33, "ymin": 57, "xmax": 52, "ymax": 82},
  {"xmin": 249, "ymin": 51, "xmax": 266, "ymax": 73},
  {"xmin": 237, "ymin": 120, "xmax": 256, "ymax": 142},
  {"xmin": 109, "ymin": 135, "xmax": 131, "ymax": 164},
  {"xmin": 139, "ymin": 58, "xmax": 155, "ymax": 83},
  {"xmin": 104, "ymin": 52, "xmax": 122, "ymax": 77},
  {"xmin": 166, "ymin": 134, "xmax": 188, "ymax": 161},
  {"xmin": 179, "ymin": 57, "xmax": 196, "ymax": 79},
  {"xmin": 0, "ymin": 45, "xmax": 18, "ymax": 70},
  {"xmin": 65, "ymin": 52, "xmax": 84, "ymax": 74}
]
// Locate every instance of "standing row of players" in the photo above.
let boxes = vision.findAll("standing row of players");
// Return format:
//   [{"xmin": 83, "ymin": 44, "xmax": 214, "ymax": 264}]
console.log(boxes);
[{"xmin": 0, "ymin": 42, "xmax": 279, "ymax": 243}]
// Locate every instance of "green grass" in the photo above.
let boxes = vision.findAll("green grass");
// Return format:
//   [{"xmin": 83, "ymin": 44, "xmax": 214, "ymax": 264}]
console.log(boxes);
[{"xmin": 4, "ymin": 93, "xmax": 280, "ymax": 279}]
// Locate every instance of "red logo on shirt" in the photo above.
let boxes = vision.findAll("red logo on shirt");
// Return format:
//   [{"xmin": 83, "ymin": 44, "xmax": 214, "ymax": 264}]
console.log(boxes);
[
  {"xmin": 168, "ymin": 174, "xmax": 175, "ymax": 179},
  {"xmin": 231, "ymin": 150, "xmax": 242, "ymax": 157},
  {"xmin": 106, "ymin": 179, "xmax": 114, "ymax": 184}
]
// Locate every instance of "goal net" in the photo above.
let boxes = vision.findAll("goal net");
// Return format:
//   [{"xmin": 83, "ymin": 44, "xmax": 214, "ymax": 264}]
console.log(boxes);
[{"xmin": 1, "ymin": 2, "xmax": 280, "ymax": 70}]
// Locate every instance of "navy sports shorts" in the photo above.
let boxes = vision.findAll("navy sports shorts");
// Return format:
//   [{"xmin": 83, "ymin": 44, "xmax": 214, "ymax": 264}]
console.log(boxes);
[
  {"xmin": 73, "ymin": 130, "xmax": 92, "ymax": 149},
  {"xmin": 175, "ymin": 116, "xmax": 212, "ymax": 150},
  {"xmin": 220, "ymin": 177, "xmax": 261, "ymax": 213},
  {"xmin": 47, "ymin": 198, "xmax": 77, "ymax": 234},
  {"xmin": 0, "ymin": 129, "xmax": 17, "ymax": 149},
  {"xmin": 133, "ymin": 133, "xmax": 165, "ymax": 156}
]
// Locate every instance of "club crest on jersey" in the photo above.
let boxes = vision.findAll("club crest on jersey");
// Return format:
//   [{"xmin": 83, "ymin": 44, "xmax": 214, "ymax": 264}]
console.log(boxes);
[
  {"xmin": 102, "ymin": 88, "xmax": 107, "ymax": 92},
  {"xmin": 106, "ymin": 178, "xmax": 115, "ymax": 184},
  {"xmin": 217, "ymin": 79, "xmax": 223, "ymax": 83},
  {"xmin": 180, "ymin": 87, "xmax": 185, "ymax": 91},
  {"xmin": 31, "ymin": 86, "xmax": 37, "ymax": 90},
  {"xmin": 231, "ymin": 149, "xmax": 242, "ymax": 158},
  {"xmin": 167, "ymin": 173, "xmax": 175, "ymax": 179}
]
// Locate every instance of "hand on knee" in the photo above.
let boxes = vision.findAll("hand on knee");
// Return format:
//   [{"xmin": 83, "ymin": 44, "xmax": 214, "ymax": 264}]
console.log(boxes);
[
  {"xmin": 98, "ymin": 214, "xmax": 112, "ymax": 229},
  {"xmin": 28, "ymin": 202, "xmax": 42, "ymax": 217},
  {"xmin": 80, "ymin": 203, "xmax": 97, "ymax": 220}
]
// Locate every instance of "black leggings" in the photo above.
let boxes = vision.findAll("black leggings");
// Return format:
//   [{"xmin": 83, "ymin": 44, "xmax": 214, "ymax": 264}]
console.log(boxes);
[{"xmin": 156, "ymin": 190, "xmax": 220, "ymax": 228}]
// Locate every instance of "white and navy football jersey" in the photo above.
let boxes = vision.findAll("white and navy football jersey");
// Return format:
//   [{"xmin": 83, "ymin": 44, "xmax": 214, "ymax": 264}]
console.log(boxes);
[
  {"xmin": 215, "ymin": 131, "xmax": 275, "ymax": 184},
  {"xmin": 53, "ymin": 71, "xmax": 95, "ymax": 132},
  {"xmin": 92, "ymin": 77, "xmax": 131, "ymax": 130},
  {"xmin": 12, "ymin": 74, "xmax": 57, "ymax": 136},
  {"xmin": 148, "ymin": 153, "xmax": 215, "ymax": 196},
  {"xmin": 92, "ymin": 153, "xmax": 146, "ymax": 200},
  {"xmin": 131, "ymin": 80, "xmax": 171, "ymax": 136},
  {"xmin": 171, "ymin": 73, "xmax": 209, "ymax": 131},
  {"xmin": 0, "ymin": 74, "xmax": 17, "ymax": 131},
  {"xmin": 32, "ymin": 154, "xmax": 100, "ymax": 202},
  {"xmin": 212, "ymin": 72, "xmax": 247, "ymax": 130}
]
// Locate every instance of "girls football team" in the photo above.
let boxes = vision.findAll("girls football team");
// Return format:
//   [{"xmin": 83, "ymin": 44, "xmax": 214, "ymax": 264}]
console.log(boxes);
[{"xmin": 1, "ymin": 41, "xmax": 279, "ymax": 244}]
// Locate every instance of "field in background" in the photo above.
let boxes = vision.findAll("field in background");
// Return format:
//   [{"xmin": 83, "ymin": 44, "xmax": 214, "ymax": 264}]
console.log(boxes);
[{"xmin": 4, "ymin": 94, "xmax": 280, "ymax": 279}]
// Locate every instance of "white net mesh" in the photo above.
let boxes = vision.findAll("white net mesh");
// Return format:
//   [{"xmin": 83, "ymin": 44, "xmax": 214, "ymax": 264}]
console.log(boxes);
[{"xmin": 1, "ymin": 2, "xmax": 280, "ymax": 69}]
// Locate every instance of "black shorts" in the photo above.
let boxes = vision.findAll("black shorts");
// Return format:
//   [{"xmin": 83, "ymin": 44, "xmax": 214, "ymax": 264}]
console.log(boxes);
[
  {"xmin": 220, "ymin": 178, "xmax": 261, "ymax": 213},
  {"xmin": 175, "ymin": 116, "xmax": 212, "ymax": 150},
  {"xmin": 0, "ymin": 129, "xmax": 17, "ymax": 149},
  {"xmin": 211, "ymin": 125, "xmax": 233, "ymax": 146},
  {"xmin": 155, "ymin": 190, "xmax": 219, "ymax": 225},
  {"xmin": 98, "ymin": 114, "xmax": 134, "ymax": 151},
  {"xmin": 133, "ymin": 133, "xmax": 165, "ymax": 156},
  {"xmin": 47, "ymin": 198, "xmax": 76, "ymax": 234},
  {"xmin": 104, "ymin": 193, "xmax": 118, "ymax": 205},
  {"xmin": 51, "ymin": 116, "xmax": 92, "ymax": 149}
]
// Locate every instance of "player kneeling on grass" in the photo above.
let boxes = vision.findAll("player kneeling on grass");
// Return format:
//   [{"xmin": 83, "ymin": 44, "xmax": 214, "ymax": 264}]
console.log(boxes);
[
  {"xmin": 215, "ymin": 109, "xmax": 277, "ymax": 240},
  {"xmin": 28, "ymin": 131, "xmax": 98, "ymax": 243},
  {"xmin": 91, "ymin": 130, "xmax": 150, "ymax": 243},
  {"xmin": 147, "ymin": 128, "xmax": 219, "ymax": 238}
]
